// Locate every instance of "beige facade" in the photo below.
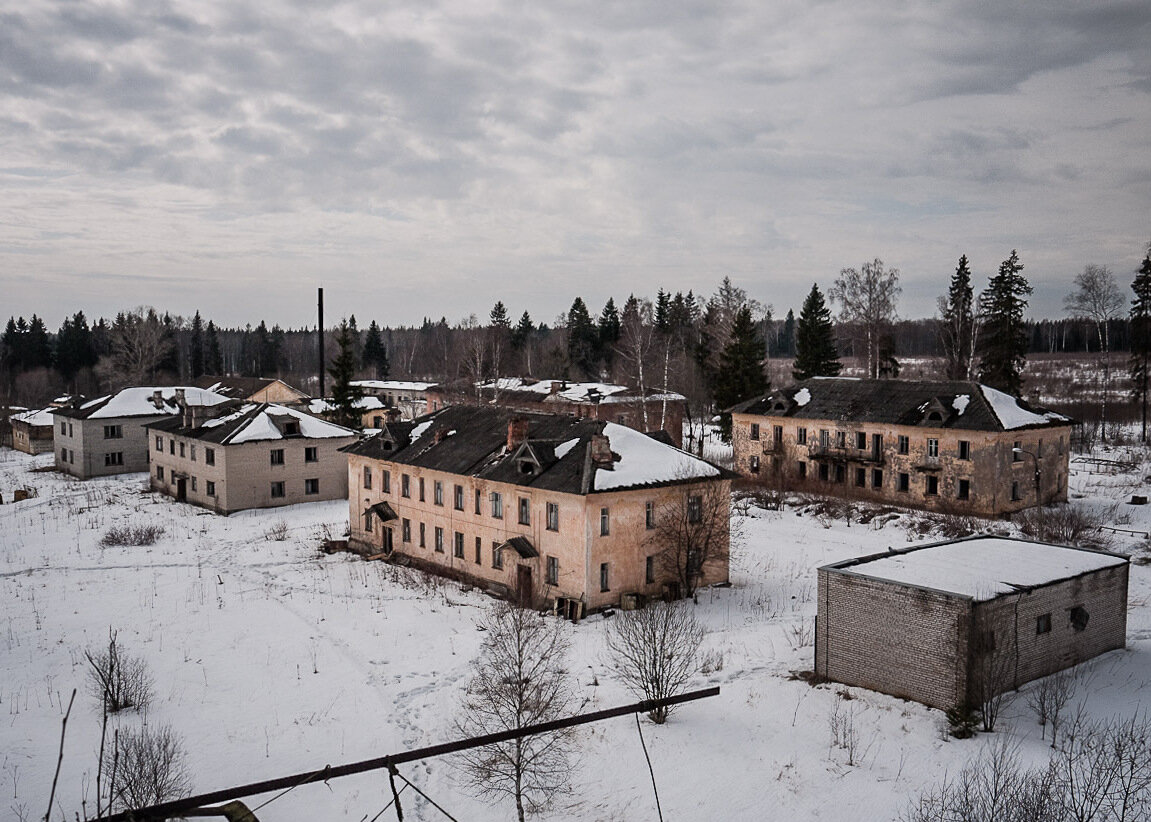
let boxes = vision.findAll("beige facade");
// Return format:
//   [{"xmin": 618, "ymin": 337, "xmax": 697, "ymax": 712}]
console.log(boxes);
[
  {"xmin": 815, "ymin": 537, "xmax": 1128, "ymax": 709},
  {"xmin": 10, "ymin": 410, "xmax": 55, "ymax": 454},
  {"xmin": 732, "ymin": 380, "xmax": 1072, "ymax": 516},
  {"xmin": 347, "ymin": 453, "xmax": 729, "ymax": 610},
  {"xmin": 149, "ymin": 430, "xmax": 355, "ymax": 514},
  {"xmin": 146, "ymin": 403, "xmax": 357, "ymax": 514}
]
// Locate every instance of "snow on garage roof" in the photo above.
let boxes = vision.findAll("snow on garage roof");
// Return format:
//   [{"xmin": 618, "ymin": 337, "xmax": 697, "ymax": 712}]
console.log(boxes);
[{"xmin": 824, "ymin": 536, "xmax": 1127, "ymax": 601}]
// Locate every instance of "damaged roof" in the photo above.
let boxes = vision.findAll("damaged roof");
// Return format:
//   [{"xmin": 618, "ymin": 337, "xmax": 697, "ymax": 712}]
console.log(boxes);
[
  {"xmin": 733, "ymin": 378, "xmax": 1071, "ymax": 432},
  {"xmin": 147, "ymin": 403, "xmax": 356, "ymax": 444},
  {"xmin": 343, "ymin": 405, "xmax": 730, "ymax": 494}
]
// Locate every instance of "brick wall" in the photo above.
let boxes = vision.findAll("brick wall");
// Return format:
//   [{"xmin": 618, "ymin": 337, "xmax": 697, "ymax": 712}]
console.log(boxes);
[{"xmin": 817, "ymin": 569, "xmax": 970, "ymax": 709}]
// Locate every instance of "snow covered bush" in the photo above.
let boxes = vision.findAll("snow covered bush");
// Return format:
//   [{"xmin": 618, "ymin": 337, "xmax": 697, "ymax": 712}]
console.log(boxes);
[
  {"xmin": 1013, "ymin": 504, "xmax": 1113, "ymax": 550},
  {"xmin": 100, "ymin": 524, "xmax": 165, "ymax": 547}
]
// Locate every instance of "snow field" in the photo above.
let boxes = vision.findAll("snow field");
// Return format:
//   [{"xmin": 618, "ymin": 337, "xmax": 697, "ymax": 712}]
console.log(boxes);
[{"xmin": 2, "ymin": 442, "xmax": 1151, "ymax": 821}]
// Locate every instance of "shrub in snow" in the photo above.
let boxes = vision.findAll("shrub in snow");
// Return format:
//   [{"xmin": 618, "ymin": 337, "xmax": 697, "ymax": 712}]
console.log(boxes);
[
  {"xmin": 110, "ymin": 724, "xmax": 193, "ymax": 811},
  {"xmin": 100, "ymin": 524, "xmax": 165, "ymax": 547},
  {"xmin": 263, "ymin": 520, "xmax": 290, "ymax": 541},
  {"xmin": 1013, "ymin": 504, "xmax": 1114, "ymax": 550},
  {"xmin": 85, "ymin": 632, "xmax": 154, "ymax": 714},
  {"xmin": 605, "ymin": 601, "xmax": 704, "ymax": 724}
]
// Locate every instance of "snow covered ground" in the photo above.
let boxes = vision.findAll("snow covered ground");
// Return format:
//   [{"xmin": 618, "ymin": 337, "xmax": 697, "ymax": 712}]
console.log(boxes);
[{"xmin": 3, "ymin": 442, "xmax": 1151, "ymax": 821}]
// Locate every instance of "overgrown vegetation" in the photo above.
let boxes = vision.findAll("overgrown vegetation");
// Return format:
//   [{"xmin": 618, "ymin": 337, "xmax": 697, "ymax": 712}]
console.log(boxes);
[
  {"xmin": 100, "ymin": 524, "xmax": 165, "ymax": 547},
  {"xmin": 1014, "ymin": 503, "xmax": 1114, "ymax": 550}
]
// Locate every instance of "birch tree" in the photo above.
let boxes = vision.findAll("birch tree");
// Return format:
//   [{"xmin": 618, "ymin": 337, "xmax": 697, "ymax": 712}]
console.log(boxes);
[
  {"xmin": 830, "ymin": 259, "xmax": 901, "ymax": 379},
  {"xmin": 1065, "ymin": 264, "xmax": 1123, "ymax": 442}
]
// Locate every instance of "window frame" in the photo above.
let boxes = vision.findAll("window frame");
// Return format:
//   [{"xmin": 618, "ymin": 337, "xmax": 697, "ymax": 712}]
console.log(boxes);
[
  {"xmin": 546, "ymin": 556, "xmax": 559, "ymax": 586},
  {"xmin": 599, "ymin": 506, "xmax": 610, "ymax": 536},
  {"xmin": 546, "ymin": 501, "xmax": 560, "ymax": 532},
  {"xmin": 270, "ymin": 448, "xmax": 285, "ymax": 466},
  {"xmin": 304, "ymin": 478, "xmax": 319, "ymax": 495},
  {"xmin": 270, "ymin": 481, "xmax": 286, "ymax": 498}
]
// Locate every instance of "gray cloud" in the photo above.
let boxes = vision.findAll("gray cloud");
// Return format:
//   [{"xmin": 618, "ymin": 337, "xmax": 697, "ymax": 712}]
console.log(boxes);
[{"xmin": 0, "ymin": 0, "xmax": 1148, "ymax": 328}]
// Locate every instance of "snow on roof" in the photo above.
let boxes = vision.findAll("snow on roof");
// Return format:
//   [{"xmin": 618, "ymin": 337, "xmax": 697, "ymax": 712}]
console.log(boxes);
[
  {"xmin": 478, "ymin": 377, "xmax": 685, "ymax": 403},
  {"xmin": 794, "ymin": 387, "xmax": 811, "ymax": 406},
  {"xmin": 12, "ymin": 408, "xmax": 56, "ymax": 426},
  {"xmin": 554, "ymin": 437, "xmax": 580, "ymax": 459},
  {"xmin": 72, "ymin": 387, "xmax": 230, "ymax": 419},
  {"xmin": 593, "ymin": 423, "xmax": 722, "ymax": 490},
  {"xmin": 200, "ymin": 404, "xmax": 354, "ymax": 443},
  {"xmin": 351, "ymin": 380, "xmax": 436, "ymax": 392},
  {"xmin": 409, "ymin": 420, "xmax": 433, "ymax": 441},
  {"xmin": 831, "ymin": 537, "xmax": 1126, "ymax": 601},
  {"xmin": 952, "ymin": 394, "xmax": 970, "ymax": 415},
  {"xmin": 981, "ymin": 385, "xmax": 1069, "ymax": 429},
  {"xmin": 307, "ymin": 396, "xmax": 387, "ymax": 415}
]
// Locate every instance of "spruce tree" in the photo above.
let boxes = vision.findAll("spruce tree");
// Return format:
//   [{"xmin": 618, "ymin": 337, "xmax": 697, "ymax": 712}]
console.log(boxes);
[
  {"xmin": 781, "ymin": 309, "xmax": 796, "ymax": 357},
  {"xmin": 793, "ymin": 284, "xmax": 841, "ymax": 380},
  {"xmin": 189, "ymin": 311, "xmax": 205, "ymax": 379},
  {"xmin": 362, "ymin": 320, "xmax": 390, "ymax": 379},
  {"xmin": 977, "ymin": 250, "xmax": 1032, "ymax": 395},
  {"xmin": 713, "ymin": 306, "xmax": 768, "ymax": 438},
  {"xmin": 327, "ymin": 319, "xmax": 364, "ymax": 428},
  {"xmin": 597, "ymin": 298, "xmax": 621, "ymax": 368},
  {"xmin": 1130, "ymin": 250, "xmax": 1151, "ymax": 441},
  {"xmin": 205, "ymin": 321, "xmax": 223, "ymax": 375},
  {"xmin": 654, "ymin": 289, "xmax": 670, "ymax": 332},
  {"xmin": 56, "ymin": 311, "xmax": 97, "ymax": 384},
  {"xmin": 511, "ymin": 311, "xmax": 534, "ymax": 349},
  {"xmin": 566, "ymin": 297, "xmax": 598, "ymax": 378},
  {"xmin": 939, "ymin": 255, "xmax": 976, "ymax": 380},
  {"xmin": 489, "ymin": 301, "xmax": 510, "ymax": 330}
]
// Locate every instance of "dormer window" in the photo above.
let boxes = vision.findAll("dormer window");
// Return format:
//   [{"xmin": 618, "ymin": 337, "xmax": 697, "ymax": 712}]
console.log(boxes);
[{"xmin": 519, "ymin": 461, "xmax": 535, "ymax": 475}]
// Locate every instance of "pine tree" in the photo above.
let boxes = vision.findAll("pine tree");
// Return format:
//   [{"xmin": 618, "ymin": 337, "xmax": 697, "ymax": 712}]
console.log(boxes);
[
  {"xmin": 566, "ymin": 297, "xmax": 598, "ymax": 378},
  {"xmin": 712, "ymin": 306, "xmax": 768, "ymax": 439},
  {"xmin": 939, "ymin": 255, "xmax": 976, "ymax": 380},
  {"xmin": 56, "ymin": 311, "xmax": 97, "ymax": 383},
  {"xmin": 490, "ymin": 301, "xmax": 510, "ymax": 330},
  {"xmin": 362, "ymin": 320, "xmax": 390, "ymax": 379},
  {"xmin": 25, "ymin": 315, "xmax": 53, "ymax": 370},
  {"xmin": 780, "ymin": 309, "xmax": 796, "ymax": 357},
  {"xmin": 793, "ymin": 284, "xmax": 841, "ymax": 380},
  {"xmin": 1130, "ymin": 250, "xmax": 1151, "ymax": 441},
  {"xmin": 189, "ymin": 311, "xmax": 205, "ymax": 379},
  {"xmin": 654, "ymin": 289, "xmax": 670, "ymax": 332},
  {"xmin": 977, "ymin": 250, "xmax": 1032, "ymax": 395},
  {"xmin": 205, "ymin": 321, "xmax": 223, "ymax": 375},
  {"xmin": 511, "ymin": 311, "xmax": 534, "ymax": 349},
  {"xmin": 327, "ymin": 319, "xmax": 364, "ymax": 428},
  {"xmin": 597, "ymin": 298, "xmax": 621, "ymax": 368}
]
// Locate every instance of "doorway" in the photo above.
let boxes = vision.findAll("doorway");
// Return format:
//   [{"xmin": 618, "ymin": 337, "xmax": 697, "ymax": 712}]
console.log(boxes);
[{"xmin": 516, "ymin": 565, "xmax": 533, "ymax": 607}]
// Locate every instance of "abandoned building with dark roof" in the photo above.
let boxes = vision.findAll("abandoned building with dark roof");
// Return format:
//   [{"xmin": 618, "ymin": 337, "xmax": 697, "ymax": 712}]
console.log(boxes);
[
  {"xmin": 731, "ymin": 378, "xmax": 1073, "ymax": 516},
  {"xmin": 343, "ymin": 405, "xmax": 733, "ymax": 611},
  {"xmin": 424, "ymin": 377, "xmax": 689, "ymax": 447},
  {"xmin": 147, "ymin": 403, "xmax": 356, "ymax": 514}
]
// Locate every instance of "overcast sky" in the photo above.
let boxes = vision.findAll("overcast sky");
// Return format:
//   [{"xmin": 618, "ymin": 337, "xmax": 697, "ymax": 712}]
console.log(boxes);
[{"xmin": 2, "ymin": 0, "xmax": 1149, "ymax": 330}]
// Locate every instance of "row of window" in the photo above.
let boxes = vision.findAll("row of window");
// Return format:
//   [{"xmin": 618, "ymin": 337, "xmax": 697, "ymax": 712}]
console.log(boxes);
[
  {"xmin": 787, "ymin": 460, "xmax": 973, "ymax": 500},
  {"xmin": 59, "ymin": 421, "xmax": 73, "ymax": 437},
  {"xmin": 155, "ymin": 436, "xmax": 219, "ymax": 465},
  {"xmin": 364, "ymin": 467, "xmax": 684, "ymax": 533},
  {"xmin": 155, "ymin": 466, "xmax": 217, "ymax": 496}
]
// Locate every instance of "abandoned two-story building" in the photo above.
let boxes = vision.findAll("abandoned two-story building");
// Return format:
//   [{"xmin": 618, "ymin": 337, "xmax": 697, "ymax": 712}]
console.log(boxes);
[
  {"xmin": 425, "ymin": 378, "xmax": 689, "ymax": 447},
  {"xmin": 731, "ymin": 379, "xmax": 1072, "ymax": 516},
  {"xmin": 51, "ymin": 387, "xmax": 230, "ymax": 479},
  {"xmin": 344, "ymin": 405, "xmax": 732, "ymax": 611},
  {"xmin": 147, "ymin": 403, "xmax": 357, "ymax": 514}
]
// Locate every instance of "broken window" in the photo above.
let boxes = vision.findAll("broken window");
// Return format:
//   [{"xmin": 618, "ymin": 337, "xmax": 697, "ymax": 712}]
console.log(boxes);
[
  {"xmin": 546, "ymin": 556, "xmax": 559, "ymax": 585},
  {"xmin": 270, "ymin": 449, "xmax": 284, "ymax": 466},
  {"xmin": 1070, "ymin": 606, "xmax": 1089, "ymax": 632},
  {"xmin": 898, "ymin": 473, "xmax": 909, "ymax": 492},
  {"xmin": 546, "ymin": 502, "xmax": 559, "ymax": 531},
  {"xmin": 1036, "ymin": 613, "xmax": 1051, "ymax": 635},
  {"xmin": 749, "ymin": 423, "xmax": 760, "ymax": 440},
  {"xmin": 897, "ymin": 435, "xmax": 909, "ymax": 455},
  {"xmin": 958, "ymin": 440, "xmax": 970, "ymax": 460}
]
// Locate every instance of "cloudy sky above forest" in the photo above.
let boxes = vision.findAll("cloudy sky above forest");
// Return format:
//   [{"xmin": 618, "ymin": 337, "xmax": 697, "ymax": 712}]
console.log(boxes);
[{"xmin": 2, "ymin": 0, "xmax": 1149, "ymax": 330}]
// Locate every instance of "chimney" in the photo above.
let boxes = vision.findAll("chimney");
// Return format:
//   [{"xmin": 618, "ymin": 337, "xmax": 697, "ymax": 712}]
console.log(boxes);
[
  {"xmin": 507, "ymin": 417, "xmax": 529, "ymax": 451},
  {"xmin": 589, "ymin": 434, "xmax": 613, "ymax": 465},
  {"xmin": 549, "ymin": 381, "xmax": 563, "ymax": 394},
  {"xmin": 175, "ymin": 388, "xmax": 186, "ymax": 406},
  {"xmin": 434, "ymin": 427, "xmax": 450, "ymax": 444},
  {"xmin": 317, "ymin": 287, "xmax": 325, "ymax": 398},
  {"xmin": 151, "ymin": 390, "xmax": 164, "ymax": 409},
  {"xmin": 385, "ymin": 407, "xmax": 402, "ymax": 423}
]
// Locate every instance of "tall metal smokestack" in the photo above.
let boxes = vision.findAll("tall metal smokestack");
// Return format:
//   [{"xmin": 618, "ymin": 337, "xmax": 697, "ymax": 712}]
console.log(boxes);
[{"xmin": 317, "ymin": 287, "xmax": 325, "ymax": 398}]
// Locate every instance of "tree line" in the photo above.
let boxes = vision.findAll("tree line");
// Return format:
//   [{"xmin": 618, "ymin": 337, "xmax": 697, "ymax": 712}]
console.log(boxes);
[{"xmin": 4, "ymin": 249, "xmax": 1151, "ymax": 425}]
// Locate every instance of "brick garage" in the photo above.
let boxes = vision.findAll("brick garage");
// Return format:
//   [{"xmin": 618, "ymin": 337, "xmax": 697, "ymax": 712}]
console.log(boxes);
[{"xmin": 815, "ymin": 536, "xmax": 1128, "ymax": 709}]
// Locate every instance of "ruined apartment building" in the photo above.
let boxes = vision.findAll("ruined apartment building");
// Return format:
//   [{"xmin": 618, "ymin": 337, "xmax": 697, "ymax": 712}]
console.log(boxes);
[
  {"xmin": 731, "ymin": 378, "xmax": 1072, "ymax": 516},
  {"xmin": 344, "ymin": 405, "xmax": 732, "ymax": 611}
]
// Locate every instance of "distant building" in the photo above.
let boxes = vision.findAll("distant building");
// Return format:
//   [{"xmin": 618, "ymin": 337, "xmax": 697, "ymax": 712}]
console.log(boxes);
[
  {"xmin": 351, "ymin": 380, "xmax": 436, "ymax": 421},
  {"xmin": 343, "ymin": 405, "xmax": 731, "ymax": 610},
  {"xmin": 10, "ymin": 408, "xmax": 55, "ymax": 454},
  {"xmin": 426, "ymin": 377, "xmax": 688, "ymax": 447},
  {"xmin": 51, "ymin": 388, "xmax": 230, "ymax": 479},
  {"xmin": 146, "ymin": 403, "xmax": 356, "ymax": 514},
  {"xmin": 731, "ymin": 379, "xmax": 1073, "ymax": 515},
  {"xmin": 816, "ymin": 536, "xmax": 1128, "ymax": 709},
  {"xmin": 192, "ymin": 376, "xmax": 310, "ymax": 406}
]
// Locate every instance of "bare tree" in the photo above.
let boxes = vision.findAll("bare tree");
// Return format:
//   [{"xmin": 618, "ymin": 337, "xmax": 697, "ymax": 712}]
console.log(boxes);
[
  {"xmin": 971, "ymin": 625, "xmax": 1015, "ymax": 733},
  {"xmin": 1065, "ymin": 265, "xmax": 1124, "ymax": 442},
  {"xmin": 97, "ymin": 307, "xmax": 176, "ymax": 388},
  {"xmin": 830, "ymin": 259, "xmax": 901, "ymax": 379},
  {"xmin": 650, "ymin": 478, "xmax": 733, "ymax": 599},
  {"xmin": 455, "ymin": 603, "xmax": 577, "ymax": 822},
  {"xmin": 615, "ymin": 298, "xmax": 656, "ymax": 431},
  {"xmin": 1028, "ymin": 667, "xmax": 1079, "ymax": 748},
  {"xmin": 85, "ymin": 630, "xmax": 154, "ymax": 715},
  {"xmin": 109, "ymin": 724, "xmax": 193, "ymax": 812},
  {"xmin": 605, "ymin": 601, "xmax": 704, "ymax": 724},
  {"xmin": 459, "ymin": 315, "xmax": 487, "ymax": 399}
]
